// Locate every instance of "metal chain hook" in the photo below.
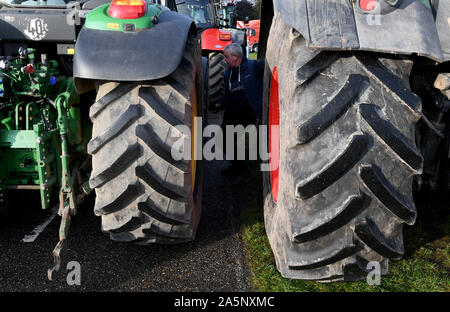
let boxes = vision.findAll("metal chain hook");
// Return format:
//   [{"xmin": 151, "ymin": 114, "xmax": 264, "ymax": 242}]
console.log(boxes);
[
  {"xmin": 48, "ymin": 240, "xmax": 64, "ymax": 280},
  {"xmin": 47, "ymin": 198, "xmax": 72, "ymax": 281}
]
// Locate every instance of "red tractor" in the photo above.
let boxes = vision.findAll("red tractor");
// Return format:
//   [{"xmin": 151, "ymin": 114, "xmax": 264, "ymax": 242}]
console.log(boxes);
[{"xmin": 178, "ymin": 0, "xmax": 233, "ymax": 107}]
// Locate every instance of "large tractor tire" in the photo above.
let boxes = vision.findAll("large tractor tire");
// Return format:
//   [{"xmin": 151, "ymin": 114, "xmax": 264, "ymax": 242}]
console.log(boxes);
[
  {"xmin": 263, "ymin": 13, "xmax": 423, "ymax": 281},
  {"xmin": 208, "ymin": 51, "xmax": 227, "ymax": 107},
  {"xmin": 88, "ymin": 35, "xmax": 203, "ymax": 244},
  {"xmin": 201, "ymin": 56, "xmax": 210, "ymax": 125}
]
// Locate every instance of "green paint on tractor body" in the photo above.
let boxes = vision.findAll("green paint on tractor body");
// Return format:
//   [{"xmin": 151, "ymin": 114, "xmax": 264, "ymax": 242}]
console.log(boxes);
[
  {"xmin": 0, "ymin": 0, "xmax": 169, "ymax": 213},
  {"xmin": 84, "ymin": 2, "xmax": 169, "ymax": 32},
  {"xmin": 0, "ymin": 48, "xmax": 88, "ymax": 210}
]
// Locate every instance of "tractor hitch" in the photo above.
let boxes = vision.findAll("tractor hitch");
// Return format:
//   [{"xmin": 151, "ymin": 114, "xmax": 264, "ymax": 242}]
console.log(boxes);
[
  {"xmin": 47, "ymin": 194, "xmax": 73, "ymax": 281},
  {"xmin": 48, "ymin": 181, "xmax": 91, "ymax": 280}
]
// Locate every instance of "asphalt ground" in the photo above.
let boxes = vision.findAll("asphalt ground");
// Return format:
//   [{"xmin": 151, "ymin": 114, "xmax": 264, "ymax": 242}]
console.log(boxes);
[{"xmin": 0, "ymin": 111, "xmax": 252, "ymax": 292}]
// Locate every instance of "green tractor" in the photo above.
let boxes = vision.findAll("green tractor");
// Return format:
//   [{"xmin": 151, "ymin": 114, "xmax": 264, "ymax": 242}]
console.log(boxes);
[
  {"xmin": 0, "ymin": 47, "xmax": 87, "ymax": 212},
  {"xmin": 0, "ymin": 0, "xmax": 204, "ymax": 279}
]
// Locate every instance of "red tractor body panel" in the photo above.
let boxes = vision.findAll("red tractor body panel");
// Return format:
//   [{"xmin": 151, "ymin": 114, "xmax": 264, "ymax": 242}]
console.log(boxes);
[{"xmin": 201, "ymin": 28, "xmax": 232, "ymax": 52}]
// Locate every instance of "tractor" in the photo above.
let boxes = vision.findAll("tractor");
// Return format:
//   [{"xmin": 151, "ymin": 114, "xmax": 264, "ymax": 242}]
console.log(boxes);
[
  {"xmin": 0, "ymin": 0, "xmax": 205, "ymax": 279},
  {"xmin": 177, "ymin": 0, "xmax": 245, "ymax": 109},
  {"xmin": 2, "ymin": 0, "xmax": 449, "ymax": 286},
  {"xmin": 177, "ymin": 0, "xmax": 230, "ymax": 108},
  {"xmin": 258, "ymin": 0, "xmax": 450, "ymax": 281},
  {"xmin": 216, "ymin": 0, "xmax": 246, "ymax": 55}
]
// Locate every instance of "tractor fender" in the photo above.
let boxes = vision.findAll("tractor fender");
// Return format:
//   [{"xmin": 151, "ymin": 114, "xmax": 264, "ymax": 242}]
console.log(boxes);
[
  {"xmin": 267, "ymin": 0, "xmax": 447, "ymax": 62},
  {"xmin": 73, "ymin": 10, "xmax": 195, "ymax": 94},
  {"xmin": 435, "ymin": 0, "xmax": 450, "ymax": 60},
  {"xmin": 201, "ymin": 28, "xmax": 232, "ymax": 52}
]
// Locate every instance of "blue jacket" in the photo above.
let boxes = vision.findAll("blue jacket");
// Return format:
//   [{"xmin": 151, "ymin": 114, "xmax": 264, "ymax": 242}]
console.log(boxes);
[{"xmin": 220, "ymin": 57, "xmax": 265, "ymax": 121}]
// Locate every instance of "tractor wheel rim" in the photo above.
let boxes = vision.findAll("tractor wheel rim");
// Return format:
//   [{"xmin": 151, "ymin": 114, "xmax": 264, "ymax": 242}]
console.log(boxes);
[
  {"xmin": 269, "ymin": 67, "xmax": 280, "ymax": 203},
  {"xmin": 191, "ymin": 82, "xmax": 197, "ymax": 188}
]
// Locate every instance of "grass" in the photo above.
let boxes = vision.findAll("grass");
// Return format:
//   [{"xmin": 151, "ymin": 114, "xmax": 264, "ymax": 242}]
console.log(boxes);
[
  {"xmin": 248, "ymin": 52, "xmax": 257, "ymax": 60},
  {"xmin": 237, "ymin": 161, "xmax": 450, "ymax": 292}
]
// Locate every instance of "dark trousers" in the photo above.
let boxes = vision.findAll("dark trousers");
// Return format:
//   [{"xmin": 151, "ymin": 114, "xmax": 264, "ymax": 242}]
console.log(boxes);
[
  {"xmin": 221, "ymin": 117, "xmax": 258, "ymax": 171},
  {"xmin": 221, "ymin": 88, "xmax": 258, "ymax": 170}
]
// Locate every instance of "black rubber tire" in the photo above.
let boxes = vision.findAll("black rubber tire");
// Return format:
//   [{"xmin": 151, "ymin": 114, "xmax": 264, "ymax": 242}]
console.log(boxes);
[
  {"xmin": 88, "ymin": 35, "xmax": 203, "ymax": 244},
  {"xmin": 263, "ymin": 13, "xmax": 423, "ymax": 281},
  {"xmin": 208, "ymin": 51, "xmax": 227, "ymax": 107},
  {"xmin": 201, "ymin": 56, "xmax": 209, "ymax": 125}
]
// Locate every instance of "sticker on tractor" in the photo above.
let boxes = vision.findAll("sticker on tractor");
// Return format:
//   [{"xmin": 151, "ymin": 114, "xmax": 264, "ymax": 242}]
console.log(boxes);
[
  {"xmin": 107, "ymin": 23, "xmax": 120, "ymax": 30},
  {"xmin": 24, "ymin": 18, "xmax": 49, "ymax": 41},
  {"xmin": 4, "ymin": 16, "xmax": 15, "ymax": 23}
]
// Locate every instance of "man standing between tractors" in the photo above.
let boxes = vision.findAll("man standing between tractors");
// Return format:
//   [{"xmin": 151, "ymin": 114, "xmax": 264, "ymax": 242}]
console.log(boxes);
[{"xmin": 212, "ymin": 43, "xmax": 264, "ymax": 180}]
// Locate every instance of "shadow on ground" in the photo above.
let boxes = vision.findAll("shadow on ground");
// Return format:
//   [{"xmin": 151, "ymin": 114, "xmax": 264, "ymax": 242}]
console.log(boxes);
[{"xmin": 0, "ymin": 110, "xmax": 252, "ymax": 292}]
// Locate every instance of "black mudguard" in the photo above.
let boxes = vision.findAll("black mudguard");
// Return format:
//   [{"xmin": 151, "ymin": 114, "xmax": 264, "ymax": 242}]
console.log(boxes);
[
  {"xmin": 435, "ymin": 0, "xmax": 450, "ymax": 60},
  {"xmin": 73, "ymin": 10, "xmax": 195, "ymax": 93},
  {"xmin": 267, "ymin": 0, "xmax": 448, "ymax": 62}
]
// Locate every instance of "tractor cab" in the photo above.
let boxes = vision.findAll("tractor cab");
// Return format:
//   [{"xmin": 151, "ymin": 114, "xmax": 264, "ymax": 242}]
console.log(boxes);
[{"xmin": 177, "ymin": 0, "xmax": 217, "ymax": 30}]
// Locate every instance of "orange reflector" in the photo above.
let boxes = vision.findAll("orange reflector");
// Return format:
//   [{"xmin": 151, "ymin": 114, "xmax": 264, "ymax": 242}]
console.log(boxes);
[
  {"xmin": 219, "ymin": 30, "xmax": 232, "ymax": 41},
  {"xmin": 108, "ymin": 0, "xmax": 147, "ymax": 19}
]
